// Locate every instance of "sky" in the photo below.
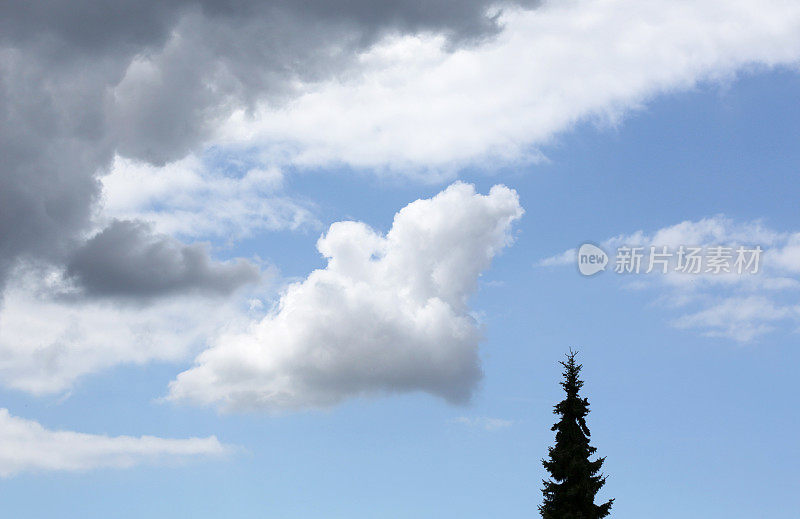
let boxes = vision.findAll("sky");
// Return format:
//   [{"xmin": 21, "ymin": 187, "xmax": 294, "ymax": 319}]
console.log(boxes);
[{"xmin": 0, "ymin": 1, "xmax": 799, "ymax": 517}]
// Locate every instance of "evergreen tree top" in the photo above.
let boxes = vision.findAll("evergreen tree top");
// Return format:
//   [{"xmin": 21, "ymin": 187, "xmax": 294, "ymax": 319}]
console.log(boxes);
[{"xmin": 540, "ymin": 350, "xmax": 613, "ymax": 519}]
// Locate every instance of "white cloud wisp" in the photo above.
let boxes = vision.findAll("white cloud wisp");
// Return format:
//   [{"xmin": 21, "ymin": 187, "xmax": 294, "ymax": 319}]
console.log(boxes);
[
  {"xmin": 0, "ymin": 268, "xmax": 260, "ymax": 395},
  {"xmin": 539, "ymin": 216, "xmax": 800, "ymax": 342},
  {"xmin": 0, "ymin": 409, "xmax": 230, "ymax": 478},
  {"xmin": 101, "ymin": 155, "xmax": 317, "ymax": 240}
]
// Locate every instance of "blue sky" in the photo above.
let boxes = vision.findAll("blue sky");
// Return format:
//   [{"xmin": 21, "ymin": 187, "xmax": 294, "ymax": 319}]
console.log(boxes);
[{"xmin": 1, "ymin": 2, "xmax": 800, "ymax": 518}]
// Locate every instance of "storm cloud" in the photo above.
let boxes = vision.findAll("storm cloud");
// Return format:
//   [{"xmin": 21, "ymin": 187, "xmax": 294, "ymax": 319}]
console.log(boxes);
[
  {"xmin": 66, "ymin": 220, "xmax": 259, "ymax": 299},
  {"xmin": 0, "ymin": 0, "xmax": 534, "ymax": 297}
]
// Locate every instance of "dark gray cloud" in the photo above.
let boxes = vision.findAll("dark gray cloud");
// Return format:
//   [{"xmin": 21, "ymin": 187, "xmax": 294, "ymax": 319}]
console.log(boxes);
[
  {"xmin": 66, "ymin": 220, "xmax": 259, "ymax": 298},
  {"xmin": 0, "ymin": 1, "xmax": 520, "ymax": 54},
  {"xmin": 0, "ymin": 0, "xmax": 537, "ymax": 298},
  {"xmin": 0, "ymin": 50, "xmax": 115, "ymax": 291}
]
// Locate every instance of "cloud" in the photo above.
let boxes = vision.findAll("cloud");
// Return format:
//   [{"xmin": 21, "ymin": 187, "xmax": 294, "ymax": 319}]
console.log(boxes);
[
  {"xmin": 3, "ymin": 0, "xmax": 800, "ymax": 396},
  {"xmin": 672, "ymin": 296, "xmax": 800, "ymax": 342},
  {"xmin": 770, "ymin": 233, "xmax": 800, "ymax": 274},
  {"xmin": 66, "ymin": 219, "xmax": 259, "ymax": 299},
  {"xmin": 2, "ymin": 0, "xmax": 800, "ymax": 306},
  {"xmin": 101, "ymin": 154, "xmax": 317, "ymax": 239},
  {"xmin": 0, "ymin": 408, "xmax": 229, "ymax": 477},
  {"xmin": 0, "ymin": 0, "xmax": 532, "ymax": 297},
  {"xmin": 539, "ymin": 216, "xmax": 800, "ymax": 342},
  {"xmin": 100, "ymin": 0, "xmax": 535, "ymax": 168},
  {"xmin": 168, "ymin": 182, "xmax": 523, "ymax": 411},
  {"xmin": 0, "ymin": 268, "xmax": 258, "ymax": 395},
  {"xmin": 455, "ymin": 416, "xmax": 513, "ymax": 431},
  {"xmin": 219, "ymin": 0, "xmax": 800, "ymax": 173}
]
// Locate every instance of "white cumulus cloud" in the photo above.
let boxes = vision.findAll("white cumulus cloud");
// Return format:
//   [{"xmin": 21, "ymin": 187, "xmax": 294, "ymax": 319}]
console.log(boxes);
[
  {"xmin": 168, "ymin": 182, "xmax": 523, "ymax": 411},
  {"xmin": 0, "ymin": 408, "xmax": 230, "ymax": 477}
]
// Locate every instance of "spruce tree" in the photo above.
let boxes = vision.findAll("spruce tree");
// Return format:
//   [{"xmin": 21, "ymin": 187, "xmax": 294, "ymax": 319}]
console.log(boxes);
[{"xmin": 540, "ymin": 351, "xmax": 613, "ymax": 519}]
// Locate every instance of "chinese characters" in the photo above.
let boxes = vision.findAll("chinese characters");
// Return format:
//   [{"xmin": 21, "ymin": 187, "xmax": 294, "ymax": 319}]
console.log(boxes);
[{"xmin": 612, "ymin": 245, "xmax": 761, "ymax": 274}]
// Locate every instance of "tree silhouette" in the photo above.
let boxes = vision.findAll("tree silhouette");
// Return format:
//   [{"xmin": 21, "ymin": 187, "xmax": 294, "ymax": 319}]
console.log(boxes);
[{"xmin": 540, "ymin": 350, "xmax": 613, "ymax": 518}]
